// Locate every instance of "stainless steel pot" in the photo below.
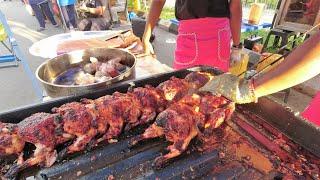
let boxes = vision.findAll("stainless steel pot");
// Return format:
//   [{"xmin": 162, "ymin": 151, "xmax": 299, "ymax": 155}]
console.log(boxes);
[{"xmin": 36, "ymin": 48, "xmax": 136, "ymax": 98}]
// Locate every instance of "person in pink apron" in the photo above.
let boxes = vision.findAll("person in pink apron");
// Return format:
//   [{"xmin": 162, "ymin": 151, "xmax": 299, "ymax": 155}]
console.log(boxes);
[{"xmin": 142, "ymin": 0, "xmax": 242, "ymax": 72}]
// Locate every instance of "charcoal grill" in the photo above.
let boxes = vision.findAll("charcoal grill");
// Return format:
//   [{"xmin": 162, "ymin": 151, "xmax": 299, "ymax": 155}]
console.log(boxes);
[{"xmin": 0, "ymin": 66, "xmax": 319, "ymax": 179}]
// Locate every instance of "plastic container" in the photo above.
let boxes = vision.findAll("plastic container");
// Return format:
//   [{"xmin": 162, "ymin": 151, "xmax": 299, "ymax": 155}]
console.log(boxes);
[
  {"xmin": 248, "ymin": 3, "xmax": 265, "ymax": 25},
  {"xmin": 229, "ymin": 50, "xmax": 249, "ymax": 78}
]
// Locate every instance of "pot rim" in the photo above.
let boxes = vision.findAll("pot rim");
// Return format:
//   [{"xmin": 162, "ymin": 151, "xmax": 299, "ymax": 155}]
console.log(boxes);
[{"xmin": 35, "ymin": 47, "xmax": 136, "ymax": 88}]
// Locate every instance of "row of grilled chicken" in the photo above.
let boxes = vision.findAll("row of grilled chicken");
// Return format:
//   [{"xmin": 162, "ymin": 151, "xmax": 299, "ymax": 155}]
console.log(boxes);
[{"xmin": 0, "ymin": 72, "xmax": 235, "ymax": 178}]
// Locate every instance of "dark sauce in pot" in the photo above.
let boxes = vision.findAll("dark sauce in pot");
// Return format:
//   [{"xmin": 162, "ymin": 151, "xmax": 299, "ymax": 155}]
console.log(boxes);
[{"xmin": 53, "ymin": 67, "xmax": 83, "ymax": 85}]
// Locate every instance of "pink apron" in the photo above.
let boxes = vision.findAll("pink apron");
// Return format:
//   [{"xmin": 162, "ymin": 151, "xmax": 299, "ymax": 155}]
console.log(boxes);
[
  {"xmin": 302, "ymin": 92, "xmax": 320, "ymax": 126},
  {"xmin": 174, "ymin": 17, "xmax": 231, "ymax": 72}
]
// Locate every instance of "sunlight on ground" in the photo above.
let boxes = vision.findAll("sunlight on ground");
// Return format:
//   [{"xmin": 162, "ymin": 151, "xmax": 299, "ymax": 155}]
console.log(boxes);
[{"xmin": 8, "ymin": 20, "xmax": 46, "ymax": 43}]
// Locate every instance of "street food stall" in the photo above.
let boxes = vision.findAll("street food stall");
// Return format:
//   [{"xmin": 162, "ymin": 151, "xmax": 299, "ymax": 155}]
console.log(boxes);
[
  {"xmin": 0, "ymin": 66, "xmax": 319, "ymax": 179},
  {"xmin": 0, "ymin": 28, "xmax": 319, "ymax": 179}
]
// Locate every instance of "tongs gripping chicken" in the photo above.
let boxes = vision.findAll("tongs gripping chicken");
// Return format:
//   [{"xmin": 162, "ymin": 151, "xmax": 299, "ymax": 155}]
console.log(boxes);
[{"xmin": 199, "ymin": 73, "xmax": 257, "ymax": 104}]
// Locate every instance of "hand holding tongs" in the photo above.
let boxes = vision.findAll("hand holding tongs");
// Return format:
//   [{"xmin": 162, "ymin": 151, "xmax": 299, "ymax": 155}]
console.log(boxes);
[{"xmin": 199, "ymin": 23, "xmax": 320, "ymax": 104}]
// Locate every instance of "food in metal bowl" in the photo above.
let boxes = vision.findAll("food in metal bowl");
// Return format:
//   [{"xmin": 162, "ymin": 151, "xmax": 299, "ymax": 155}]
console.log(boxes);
[{"xmin": 54, "ymin": 57, "xmax": 129, "ymax": 86}]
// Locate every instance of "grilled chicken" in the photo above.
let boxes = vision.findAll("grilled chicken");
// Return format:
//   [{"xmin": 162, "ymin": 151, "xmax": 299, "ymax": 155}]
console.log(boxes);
[
  {"xmin": 0, "ymin": 122, "xmax": 25, "ymax": 158},
  {"xmin": 82, "ymin": 92, "xmax": 142, "ymax": 143},
  {"xmin": 157, "ymin": 72, "xmax": 212, "ymax": 102},
  {"xmin": 129, "ymin": 92, "xmax": 235, "ymax": 168},
  {"xmin": 52, "ymin": 102, "xmax": 98, "ymax": 154},
  {"xmin": 111, "ymin": 92, "xmax": 142, "ymax": 131},
  {"xmin": 5, "ymin": 113, "xmax": 69, "ymax": 178},
  {"xmin": 197, "ymin": 94, "xmax": 235, "ymax": 151},
  {"xmin": 157, "ymin": 77, "xmax": 190, "ymax": 102},
  {"xmin": 129, "ymin": 85, "xmax": 167, "ymax": 125},
  {"xmin": 129, "ymin": 94, "xmax": 204, "ymax": 168},
  {"xmin": 2, "ymin": 71, "xmax": 224, "ymax": 177},
  {"xmin": 185, "ymin": 72, "xmax": 213, "ymax": 89}
]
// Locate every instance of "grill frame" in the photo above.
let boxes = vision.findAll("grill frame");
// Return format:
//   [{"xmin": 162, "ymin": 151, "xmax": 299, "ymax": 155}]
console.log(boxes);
[{"xmin": 0, "ymin": 66, "xmax": 319, "ymax": 179}]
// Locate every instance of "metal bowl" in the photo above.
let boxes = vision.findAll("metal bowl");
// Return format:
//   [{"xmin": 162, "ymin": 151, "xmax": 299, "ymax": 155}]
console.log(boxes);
[{"xmin": 36, "ymin": 48, "xmax": 136, "ymax": 98}]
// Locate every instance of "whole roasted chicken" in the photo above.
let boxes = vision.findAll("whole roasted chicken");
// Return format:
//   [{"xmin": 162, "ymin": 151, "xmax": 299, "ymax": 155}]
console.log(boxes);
[
  {"xmin": 81, "ymin": 92, "xmax": 142, "ymax": 143},
  {"xmin": 129, "ymin": 92, "xmax": 235, "ymax": 168},
  {"xmin": 0, "ymin": 71, "xmax": 222, "ymax": 177},
  {"xmin": 4, "ymin": 113, "xmax": 69, "ymax": 178}
]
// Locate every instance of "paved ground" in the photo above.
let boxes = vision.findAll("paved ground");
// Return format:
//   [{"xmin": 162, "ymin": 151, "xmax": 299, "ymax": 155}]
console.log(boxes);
[
  {"xmin": 0, "ymin": 1, "xmax": 318, "ymax": 115},
  {"xmin": 152, "ymin": 28, "xmax": 176, "ymax": 67},
  {"xmin": 0, "ymin": 0, "xmax": 64, "ymax": 112}
]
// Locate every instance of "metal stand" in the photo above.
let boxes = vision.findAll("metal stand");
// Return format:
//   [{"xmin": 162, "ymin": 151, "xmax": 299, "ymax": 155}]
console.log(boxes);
[
  {"xmin": 0, "ymin": 10, "xmax": 43, "ymax": 101},
  {"xmin": 262, "ymin": 29, "xmax": 299, "ymax": 53},
  {"xmin": 0, "ymin": 30, "xmax": 19, "ymax": 68}
]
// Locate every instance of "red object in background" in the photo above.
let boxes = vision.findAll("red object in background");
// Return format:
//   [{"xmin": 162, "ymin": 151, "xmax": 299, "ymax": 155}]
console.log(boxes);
[
  {"xmin": 173, "ymin": 18, "xmax": 231, "ymax": 72},
  {"xmin": 302, "ymin": 92, "xmax": 320, "ymax": 126},
  {"xmin": 52, "ymin": 3, "xmax": 60, "ymax": 16}
]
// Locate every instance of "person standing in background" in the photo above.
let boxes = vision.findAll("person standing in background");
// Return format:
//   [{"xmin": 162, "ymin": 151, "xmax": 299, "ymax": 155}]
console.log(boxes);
[
  {"xmin": 78, "ymin": 0, "xmax": 111, "ymax": 31},
  {"xmin": 109, "ymin": 0, "xmax": 126, "ymax": 27},
  {"xmin": 28, "ymin": 0, "xmax": 59, "ymax": 31},
  {"xmin": 53, "ymin": 0, "xmax": 77, "ymax": 30},
  {"xmin": 142, "ymin": 0, "xmax": 242, "ymax": 72}
]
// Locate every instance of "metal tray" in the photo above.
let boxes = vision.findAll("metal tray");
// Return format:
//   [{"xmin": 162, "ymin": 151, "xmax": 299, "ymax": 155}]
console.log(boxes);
[{"xmin": 1, "ymin": 66, "xmax": 319, "ymax": 179}]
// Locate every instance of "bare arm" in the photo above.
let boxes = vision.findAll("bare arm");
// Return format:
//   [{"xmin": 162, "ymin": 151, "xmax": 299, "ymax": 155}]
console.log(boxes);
[
  {"xmin": 254, "ymin": 31, "xmax": 320, "ymax": 98},
  {"xmin": 80, "ymin": 0, "xmax": 104, "ymax": 16},
  {"xmin": 86, "ymin": 6, "xmax": 104, "ymax": 15},
  {"xmin": 142, "ymin": 0, "xmax": 166, "ymax": 43},
  {"xmin": 229, "ymin": 0, "xmax": 242, "ymax": 45},
  {"xmin": 200, "ymin": 31, "xmax": 320, "ymax": 104}
]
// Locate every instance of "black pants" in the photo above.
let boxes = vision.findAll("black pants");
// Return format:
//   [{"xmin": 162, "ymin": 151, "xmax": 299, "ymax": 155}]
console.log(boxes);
[
  {"xmin": 30, "ymin": 1, "xmax": 57, "ymax": 28},
  {"xmin": 60, "ymin": 5, "xmax": 77, "ymax": 29},
  {"xmin": 78, "ymin": 18, "xmax": 111, "ymax": 31}
]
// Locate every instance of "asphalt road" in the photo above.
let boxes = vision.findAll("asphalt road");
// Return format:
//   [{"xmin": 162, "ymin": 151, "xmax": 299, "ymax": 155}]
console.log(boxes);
[{"xmin": 0, "ymin": 1, "xmax": 63, "ymax": 112}]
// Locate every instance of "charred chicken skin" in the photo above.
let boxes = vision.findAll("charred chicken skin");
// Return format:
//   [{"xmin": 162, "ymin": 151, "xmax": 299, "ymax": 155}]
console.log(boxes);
[
  {"xmin": 52, "ymin": 102, "xmax": 98, "ymax": 154},
  {"xmin": 5, "ymin": 113, "xmax": 68, "ymax": 178},
  {"xmin": 0, "ymin": 122, "xmax": 25, "ymax": 157},
  {"xmin": 184, "ymin": 72, "xmax": 213, "ymax": 89},
  {"xmin": 197, "ymin": 93, "xmax": 235, "ymax": 151},
  {"xmin": 82, "ymin": 92, "xmax": 142, "ymax": 143},
  {"xmin": 1, "ymin": 71, "xmax": 226, "ymax": 177},
  {"xmin": 129, "ymin": 94, "xmax": 204, "ymax": 167},
  {"xmin": 129, "ymin": 85, "xmax": 167, "ymax": 125},
  {"xmin": 157, "ymin": 77, "xmax": 190, "ymax": 102},
  {"xmin": 157, "ymin": 72, "xmax": 212, "ymax": 102},
  {"xmin": 129, "ymin": 92, "xmax": 235, "ymax": 168}
]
